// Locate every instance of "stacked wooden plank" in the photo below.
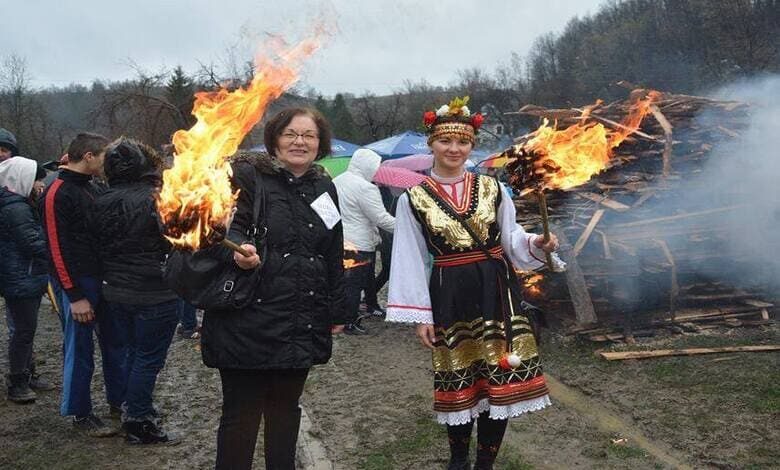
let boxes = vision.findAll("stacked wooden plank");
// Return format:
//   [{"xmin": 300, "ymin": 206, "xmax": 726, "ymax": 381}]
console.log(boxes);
[{"xmin": 510, "ymin": 86, "xmax": 775, "ymax": 337}]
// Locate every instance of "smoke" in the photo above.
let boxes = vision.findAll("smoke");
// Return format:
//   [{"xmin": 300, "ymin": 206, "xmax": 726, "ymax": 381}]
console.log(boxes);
[
  {"xmin": 634, "ymin": 74, "xmax": 780, "ymax": 297},
  {"xmin": 693, "ymin": 75, "xmax": 780, "ymax": 292}
]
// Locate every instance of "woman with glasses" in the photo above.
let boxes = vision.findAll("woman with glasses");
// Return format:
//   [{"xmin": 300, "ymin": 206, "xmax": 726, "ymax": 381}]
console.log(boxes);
[{"xmin": 201, "ymin": 107, "xmax": 346, "ymax": 470}]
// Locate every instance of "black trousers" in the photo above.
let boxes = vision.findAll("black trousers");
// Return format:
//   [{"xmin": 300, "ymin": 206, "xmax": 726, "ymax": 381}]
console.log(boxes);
[
  {"xmin": 5, "ymin": 296, "xmax": 41, "ymax": 375},
  {"xmin": 215, "ymin": 368, "xmax": 309, "ymax": 470},
  {"xmin": 343, "ymin": 250, "xmax": 374, "ymax": 324}
]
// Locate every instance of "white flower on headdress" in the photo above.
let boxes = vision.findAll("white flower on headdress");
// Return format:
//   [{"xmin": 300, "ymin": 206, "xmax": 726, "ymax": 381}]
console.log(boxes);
[
  {"xmin": 436, "ymin": 105, "xmax": 450, "ymax": 117},
  {"xmin": 461, "ymin": 106, "xmax": 471, "ymax": 117}
]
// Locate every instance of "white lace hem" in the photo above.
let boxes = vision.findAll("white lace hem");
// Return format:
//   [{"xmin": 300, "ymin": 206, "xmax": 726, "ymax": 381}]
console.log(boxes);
[
  {"xmin": 435, "ymin": 394, "xmax": 552, "ymax": 425},
  {"xmin": 385, "ymin": 307, "xmax": 433, "ymax": 324}
]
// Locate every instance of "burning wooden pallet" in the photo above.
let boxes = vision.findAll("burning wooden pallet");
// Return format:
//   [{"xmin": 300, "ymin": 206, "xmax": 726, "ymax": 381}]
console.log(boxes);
[{"xmin": 507, "ymin": 85, "xmax": 776, "ymax": 338}]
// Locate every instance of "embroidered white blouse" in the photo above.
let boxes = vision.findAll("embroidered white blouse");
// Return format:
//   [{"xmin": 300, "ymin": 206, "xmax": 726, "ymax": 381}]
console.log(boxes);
[{"xmin": 386, "ymin": 170, "xmax": 553, "ymax": 325}]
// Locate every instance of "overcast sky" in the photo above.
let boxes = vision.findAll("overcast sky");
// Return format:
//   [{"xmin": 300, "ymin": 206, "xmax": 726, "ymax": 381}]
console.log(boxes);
[{"xmin": 6, "ymin": 0, "xmax": 606, "ymax": 96}]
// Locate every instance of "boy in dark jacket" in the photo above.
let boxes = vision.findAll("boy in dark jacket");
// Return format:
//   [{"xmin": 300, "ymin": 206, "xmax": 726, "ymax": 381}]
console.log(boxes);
[
  {"xmin": 0, "ymin": 157, "xmax": 52, "ymax": 403},
  {"xmin": 40, "ymin": 132, "xmax": 126, "ymax": 437},
  {"xmin": 90, "ymin": 137, "xmax": 179, "ymax": 444}
]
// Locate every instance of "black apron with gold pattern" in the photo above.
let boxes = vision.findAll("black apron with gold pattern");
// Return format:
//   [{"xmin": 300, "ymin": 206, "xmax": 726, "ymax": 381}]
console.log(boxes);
[{"xmin": 406, "ymin": 173, "xmax": 549, "ymax": 416}]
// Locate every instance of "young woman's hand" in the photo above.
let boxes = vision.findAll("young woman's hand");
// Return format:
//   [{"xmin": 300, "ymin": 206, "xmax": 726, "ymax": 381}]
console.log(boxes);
[
  {"xmin": 331, "ymin": 325, "xmax": 345, "ymax": 334},
  {"xmin": 533, "ymin": 234, "xmax": 560, "ymax": 253},
  {"xmin": 416, "ymin": 323, "xmax": 436, "ymax": 349},
  {"xmin": 234, "ymin": 244, "xmax": 261, "ymax": 270}
]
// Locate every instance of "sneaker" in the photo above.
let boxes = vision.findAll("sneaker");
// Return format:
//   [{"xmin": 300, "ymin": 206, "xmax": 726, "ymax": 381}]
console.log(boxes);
[
  {"xmin": 344, "ymin": 322, "xmax": 368, "ymax": 335},
  {"xmin": 28, "ymin": 373, "xmax": 55, "ymax": 391},
  {"xmin": 178, "ymin": 326, "xmax": 200, "ymax": 339},
  {"xmin": 7, "ymin": 374, "xmax": 36, "ymax": 404},
  {"xmin": 368, "ymin": 306, "xmax": 386, "ymax": 318},
  {"xmin": 73, "ymin": 413, "xmax": 118, "ymax": 437},
  {"xmin": 123, "ymin": 420, "xmax": 180, "ymax": 445}
]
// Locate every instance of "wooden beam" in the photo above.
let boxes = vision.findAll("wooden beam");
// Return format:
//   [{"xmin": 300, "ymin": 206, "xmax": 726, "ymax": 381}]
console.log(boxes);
[
  {"xmin": 578, "ymin": 192, "xmax": 631, "ymax": 212},
  {"xmin": 611, "ymin": 205, "xmax": 745, "ymax": 229},
  {"xmin": 554, "ymin": 224, "xmax": 598, "ymax": 325},
  {"xmin": 573, "ymin": 209, "xmax": 605, "ymax": 257},
  {"xmin": 600, "ymin": 345, "xmax": 780, "ymax": 361},
  {"xmin": 649, "ymin": 104, "xmax": 674, "ymax": 177}
]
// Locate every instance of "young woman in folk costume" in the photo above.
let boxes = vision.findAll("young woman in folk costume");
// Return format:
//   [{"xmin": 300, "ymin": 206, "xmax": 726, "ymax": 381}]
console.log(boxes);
[{"xmin": 386, "ymin": 97, "xmax": 562, "ymax": 470}]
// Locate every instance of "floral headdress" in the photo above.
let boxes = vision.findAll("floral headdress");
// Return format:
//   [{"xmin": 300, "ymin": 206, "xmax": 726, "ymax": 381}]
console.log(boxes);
[{"xmin": 423, "ymin": 96, "xmax": 484, "ymax": 145}]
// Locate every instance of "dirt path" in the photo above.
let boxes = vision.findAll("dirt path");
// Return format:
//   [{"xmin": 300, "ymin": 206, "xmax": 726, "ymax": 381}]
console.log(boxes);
[{"xmin": 1, "ymin": 298, "xmax": 777, "ymax": 469}]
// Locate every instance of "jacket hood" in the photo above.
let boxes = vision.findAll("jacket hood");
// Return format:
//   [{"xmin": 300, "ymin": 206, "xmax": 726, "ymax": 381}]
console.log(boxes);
[
  {"xmin": 104, "ymin": 138, "xmax": 161, "ymax": 185},
  {"xmin": 0, "ymin": 156, "xmax": 38, "ymax": 198},
  {"xmin": 0, "ymin": 128, "xmax": 18, "ymax": 155},
  {"xmin": 346, "ymin": 149, "xmax": 381, "ymax": 182}
]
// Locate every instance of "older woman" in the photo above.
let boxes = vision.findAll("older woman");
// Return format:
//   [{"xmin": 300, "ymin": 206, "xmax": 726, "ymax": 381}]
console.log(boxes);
[
  {"xmin": 201, "ymin": 107, "xmax": 346, "ymax": 470},
  {"xmin": 386, "ymin": 98, "xmax": 560, "ymax": 470}
]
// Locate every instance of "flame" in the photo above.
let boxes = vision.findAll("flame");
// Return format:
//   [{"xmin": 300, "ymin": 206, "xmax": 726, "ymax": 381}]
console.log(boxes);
[
  {"xmin": 157, "ymin": 35, "xmax": 322, "ymax": 250},
  {"xmin": 521, "ymin": 272, "xmax": 544, "ymax": 297},
  {"xmin": 522, "ymin": 91, "xmax": 659, "ymax": 191},
  {"xmin": 343, "ymin": 240, "xmax": 371, "ymax": 270}
]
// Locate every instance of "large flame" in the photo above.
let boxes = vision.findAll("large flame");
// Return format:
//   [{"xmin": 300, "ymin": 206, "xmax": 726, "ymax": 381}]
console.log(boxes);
[
  {"xmin": 522, "ymin": 91, "xmax": 659, "ymax": 191},
  {"xmin": 157, "ymin": 35, "xmax": 321, "ymax": 250}
]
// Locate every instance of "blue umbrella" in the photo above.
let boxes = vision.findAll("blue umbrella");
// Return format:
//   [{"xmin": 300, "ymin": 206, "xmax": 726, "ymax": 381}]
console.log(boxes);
[
  {"xmin": 366, "ymin": 131, "xmax": 430, "ymax": 159},
  {"xmin": 249, "ymin": 138, "xmax": 361, "ymax": 157}
]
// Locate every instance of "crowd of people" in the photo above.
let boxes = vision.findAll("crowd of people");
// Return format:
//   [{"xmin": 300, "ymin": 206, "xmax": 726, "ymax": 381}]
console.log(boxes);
[{"xmin": 0, "ymin": 98, "xmax": 559, "ymax": 470}]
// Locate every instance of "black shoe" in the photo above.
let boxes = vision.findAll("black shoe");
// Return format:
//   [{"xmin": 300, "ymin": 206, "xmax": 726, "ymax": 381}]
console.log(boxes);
[
  {"xmin": 28, "ymin": 372, "xmax": 55, "ymax": 391},
  {"xmin": 7, "ymin": 374, "xmax": 36, "ymax": 404},
  {"xmin": 368, "ymin": 306, "xmax": 386, "ymax": 318},
  {"xmin": 73, "ymin": 413, "xmax": 118, "ymax": 437},
  {"xmin": 123, "ymin": 420, "xmax": 180, "ymax": 445},
  {"xmin": 344, "ymin": 322, "xmax": 368, "ymax": 335},
  {"xmin": 447, "ymin": 457, "xmax": 470, "ymax": 470}
]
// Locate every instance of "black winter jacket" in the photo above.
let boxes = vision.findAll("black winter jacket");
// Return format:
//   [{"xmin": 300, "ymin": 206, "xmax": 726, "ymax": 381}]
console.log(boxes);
[
  {"xmin": 0, "ymin": 189, "xmax": 48, "ymax": 299},
  {"xmin": 39, "ymin": 169, "xmax": 102, "ymax": 302},
  {"xmin": 89, "ymin": 164, "xmax": 177, "ymax": 305},
  {"xmin": 201, "ymin": 152, "xmax": 347, "ymax": 370}
]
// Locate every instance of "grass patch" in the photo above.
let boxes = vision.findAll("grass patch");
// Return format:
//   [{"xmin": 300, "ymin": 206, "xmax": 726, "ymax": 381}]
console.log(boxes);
[
  {"xmin": 495, "ymin": 443, "xmax": 535, "ymax": 469},
  {"xmin": 607, "ymin": 442, "xmax": 648, "ymax": 460},
  {"xmin": 358, "ymin": 416, "xmax": 447, "ymax": 470},
  {"xmin": 748, "ymin": 385, "xmax": 780, "ymax": 413}
]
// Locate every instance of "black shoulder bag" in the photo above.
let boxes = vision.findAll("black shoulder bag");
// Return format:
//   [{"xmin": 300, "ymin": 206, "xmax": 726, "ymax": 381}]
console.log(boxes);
[
  {"xmin": 163, "ymin": 171, "xmax": 267, "ymax": 311},
  {"xmin": 419, "ymin": 182, "xmax": 547, "ymax": 344}
]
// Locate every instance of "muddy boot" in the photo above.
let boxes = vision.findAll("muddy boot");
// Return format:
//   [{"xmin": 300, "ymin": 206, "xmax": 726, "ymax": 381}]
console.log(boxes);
[
  {"xmin": 7, "ymin": 373, "xmax": 36, "ymax": 404},
  {"xmin": 73, "ymin": 413, "xmax": 119, "ymax": 437},
  {"xmin": 27, "ymin": 365, "xmax": 55, "ymax": 392},
  {"xmin": 123, "ymin": 420, "xmax": 180, "ymax": 445}
]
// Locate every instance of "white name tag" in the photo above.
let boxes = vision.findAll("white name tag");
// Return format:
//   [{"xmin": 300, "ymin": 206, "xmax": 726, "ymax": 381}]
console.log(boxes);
[{"xmin": 310, "ymin": 192, "xmax": 341, "ymax": 229}]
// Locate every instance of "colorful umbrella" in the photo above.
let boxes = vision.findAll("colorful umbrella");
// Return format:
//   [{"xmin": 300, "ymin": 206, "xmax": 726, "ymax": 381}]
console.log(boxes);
[
  {"xmin": 366, "ymin": 131, "xmax": 430, "ymax": 159},
  {"xmin": 372, "ymin": 166, "xmax": 427, "ymax": 189},
  {"xmin": 381, "ymin": 153, "xmax": 433, "ymax": 171},
  {"xmin": 318, "ymin": 156, "xmax": 351, "ymax": 177}
]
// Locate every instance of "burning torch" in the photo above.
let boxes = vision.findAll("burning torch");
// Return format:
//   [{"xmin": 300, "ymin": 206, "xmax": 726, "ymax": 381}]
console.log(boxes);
[
  {"xmin": 504, "ymin": 91, "xmax": 660, "ymax": 270},
  {"xmin": 156, "ymin": 37, "xmax": 321, "ymax": 256}
]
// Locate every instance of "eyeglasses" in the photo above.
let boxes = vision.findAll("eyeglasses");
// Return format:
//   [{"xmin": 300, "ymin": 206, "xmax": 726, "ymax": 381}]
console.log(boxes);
[{"xmin": 279, "ymin": 131, "xmax": 319, "ymax": 145}]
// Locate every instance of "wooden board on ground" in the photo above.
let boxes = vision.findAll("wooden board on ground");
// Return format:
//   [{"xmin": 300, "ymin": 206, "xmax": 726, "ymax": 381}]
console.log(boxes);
[{"xmin": 600, "ymin": 345, "xmax": 780, "ymax": 361}]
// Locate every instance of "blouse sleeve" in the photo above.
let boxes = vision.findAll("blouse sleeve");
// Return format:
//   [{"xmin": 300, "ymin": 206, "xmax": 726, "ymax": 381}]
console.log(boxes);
[
  {"xmin": 385, "ymin": 193, "xmax": 433, "ymax": 324},
  {"xmin": 497, "ymin": 183, "xmax": 551, "ymax": 271}
]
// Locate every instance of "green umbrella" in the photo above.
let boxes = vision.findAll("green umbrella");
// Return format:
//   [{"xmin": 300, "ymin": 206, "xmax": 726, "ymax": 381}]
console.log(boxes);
[{"xmin": 317, "ymin": 156, "xmax": 351, "ymax": 177}]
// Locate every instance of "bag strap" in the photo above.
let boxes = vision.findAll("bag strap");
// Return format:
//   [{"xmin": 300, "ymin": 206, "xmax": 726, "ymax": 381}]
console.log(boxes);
[{"xmin": 247, "ymin": 170, "xmax": 267, "ymax": 241}]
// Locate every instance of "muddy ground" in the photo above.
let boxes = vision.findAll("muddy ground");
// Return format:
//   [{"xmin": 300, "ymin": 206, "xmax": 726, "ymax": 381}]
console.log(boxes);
[{"xmin": 0, "ymin": 297, "xmax": 777, "ymax": 470}]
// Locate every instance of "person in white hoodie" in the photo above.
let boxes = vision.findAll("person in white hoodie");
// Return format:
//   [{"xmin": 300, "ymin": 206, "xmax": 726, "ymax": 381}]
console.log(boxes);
[{"xmin": 332, "ymin": 149, "xmax": 395, "ymax": 334}]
